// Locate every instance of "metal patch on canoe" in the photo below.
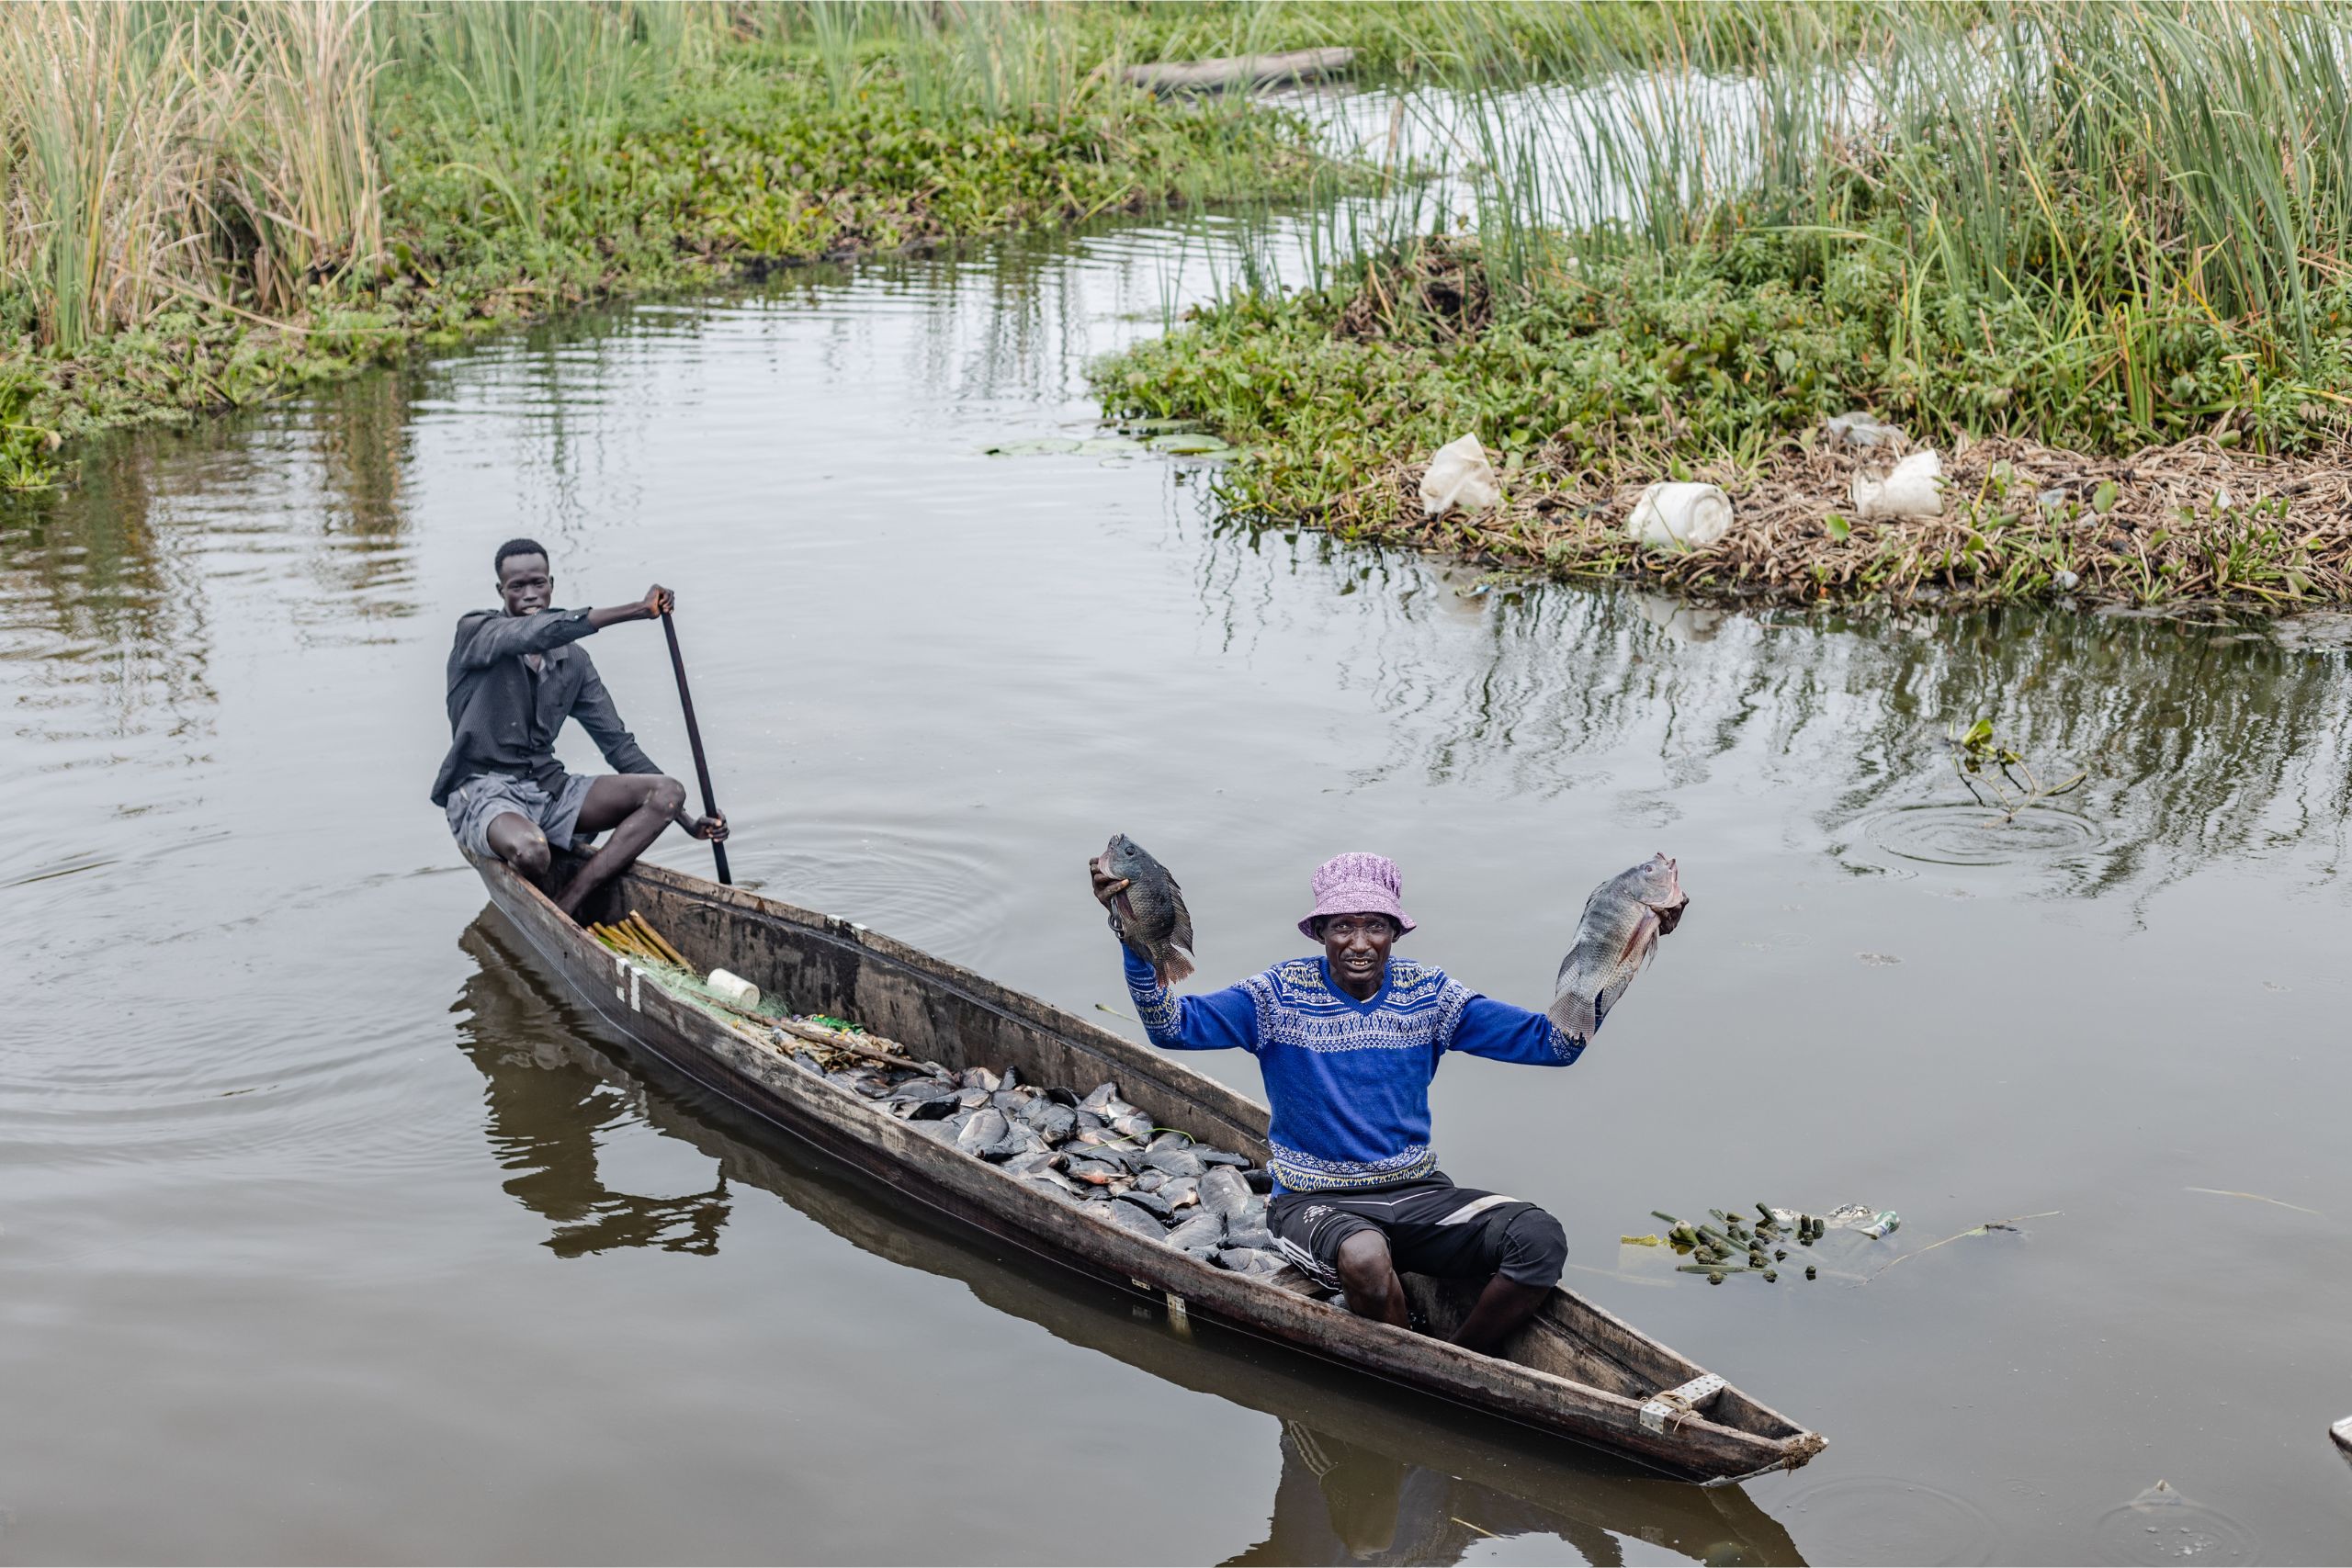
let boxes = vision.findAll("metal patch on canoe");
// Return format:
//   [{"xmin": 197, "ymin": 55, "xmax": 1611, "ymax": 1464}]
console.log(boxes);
[
  {"xmin": 1640, "ymin": 1372, "xmax": 1726, "ymax": 1435},
  {"xmin": 612, "ymin": 955, "xmax": 642, "ymax": 1010}
]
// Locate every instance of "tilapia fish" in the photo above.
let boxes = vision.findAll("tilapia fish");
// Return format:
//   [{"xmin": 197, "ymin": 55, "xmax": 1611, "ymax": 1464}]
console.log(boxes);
[
  {"xmin": 1548, "ymin": 852, "xmax": 1687, "ymax": 1041},
  {"xmin": 1092, "ymin": 832, "xmax": 1196, "ymax": 985}
]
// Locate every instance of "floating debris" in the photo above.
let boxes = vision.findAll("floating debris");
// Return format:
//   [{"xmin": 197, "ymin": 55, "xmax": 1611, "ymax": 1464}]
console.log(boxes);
[
  {"xmin": 1642, "ymin": 1201, "xmax": 1900, "ymax": 1284},
  {"xmin": 1824, "ymin": 1202, "xmax": 1902, "ymax": 1239}
]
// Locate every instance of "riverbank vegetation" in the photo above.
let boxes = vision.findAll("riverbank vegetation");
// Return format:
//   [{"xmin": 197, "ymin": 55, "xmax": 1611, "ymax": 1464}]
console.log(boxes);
[
  {"xmin": 1099, "ymin": 2, "xmax": 2352, "ymax": 611},
  {"xmin": 0, "ymin": 0, "xmax": 1351, "ymax": 491}
]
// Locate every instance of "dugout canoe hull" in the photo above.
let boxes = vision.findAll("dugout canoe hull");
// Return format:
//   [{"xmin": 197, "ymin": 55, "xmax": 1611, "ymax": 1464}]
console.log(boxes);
[{"xmin": 468, "ymin": 849, "xmax": 1826, "ymax": 1483}]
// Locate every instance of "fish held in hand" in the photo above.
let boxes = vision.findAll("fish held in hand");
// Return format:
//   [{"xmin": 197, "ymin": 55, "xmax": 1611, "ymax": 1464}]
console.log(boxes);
[
  {"xmin": 1549, "ymin": 853, "xmax": 1688, "ymax": 1041},
  {"xmin": 1092, "ymin": 833, "xmax": 1196, "ymax": 985}
]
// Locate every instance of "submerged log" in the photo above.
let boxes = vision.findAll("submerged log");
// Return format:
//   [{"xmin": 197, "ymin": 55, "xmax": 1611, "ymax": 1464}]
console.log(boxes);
[{"xmin": 1123, "ymin": 47, "xmax": 1353, "ymax": 96}]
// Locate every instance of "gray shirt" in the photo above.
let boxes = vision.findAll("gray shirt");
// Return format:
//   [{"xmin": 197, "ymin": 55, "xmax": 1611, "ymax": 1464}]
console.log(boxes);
[{"xmin": 429, "ymin": 606, "xmax": 660, "ymax": 807}]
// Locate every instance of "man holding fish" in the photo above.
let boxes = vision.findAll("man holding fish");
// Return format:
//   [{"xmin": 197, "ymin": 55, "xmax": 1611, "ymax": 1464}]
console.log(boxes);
[{"xmin": 1089, "ymin": 840, "xmax": 1685, "ymax": 1354}]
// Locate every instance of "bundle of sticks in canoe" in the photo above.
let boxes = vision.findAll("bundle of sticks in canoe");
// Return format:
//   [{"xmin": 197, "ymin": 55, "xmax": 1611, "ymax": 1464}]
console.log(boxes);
[{"xmin": 589, "ymin": 911, "xmax": 1287, "ymax": 1277}]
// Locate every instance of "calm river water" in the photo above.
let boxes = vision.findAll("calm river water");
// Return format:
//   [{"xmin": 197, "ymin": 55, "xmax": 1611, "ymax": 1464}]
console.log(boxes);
[{"xmin": 6, "ymin": 203, "xmax": 2351, "ymax": 1564}]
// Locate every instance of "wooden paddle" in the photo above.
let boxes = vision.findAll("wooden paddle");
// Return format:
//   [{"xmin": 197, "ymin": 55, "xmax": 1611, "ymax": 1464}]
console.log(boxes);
[{"xmin": 661, "ymin": 607, "xmax": 731, "ymax": 886}]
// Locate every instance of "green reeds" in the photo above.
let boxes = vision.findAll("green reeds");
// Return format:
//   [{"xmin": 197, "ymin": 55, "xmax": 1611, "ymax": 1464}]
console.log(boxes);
[
  {"xmin": 1391, "ymin": 0, "xmax": 2352, "ymax": 434},
  {"xmin": 0, "ymin": 1, "xmax": 220, "ymax": 351},
  {"xmin": 381, "ymin": 1, "xmax": 639, "ymax": 246},
  {"xmin": 234, "ymin": 0, "xmax": 387, "ymax": 312}
]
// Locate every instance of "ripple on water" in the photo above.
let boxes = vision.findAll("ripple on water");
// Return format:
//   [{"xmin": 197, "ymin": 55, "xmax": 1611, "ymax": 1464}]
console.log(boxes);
[
  {"xmin": 751, "ymin": 824, "xmax": 1019, "ymax": 961},
  {"xmin": 2092, "ymin": 1481, "xmax": 2258, "ymax": 1565},
  {"xmin": 1779, "ymin": 1475, "xmax": 2000, "ymax": 1565},
  {"xmin": 1859, "ymin": 801, "xmax": 2106, "ymax": 870}
]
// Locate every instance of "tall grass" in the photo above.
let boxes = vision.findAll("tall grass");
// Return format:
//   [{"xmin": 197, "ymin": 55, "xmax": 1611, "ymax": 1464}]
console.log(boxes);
[
  {"xmin": 380, "ymin": 3, "xmax": 637, "ymax": 245},
  {"xmin": 0, "ymin": 2, "xmax": 221, "ymax": 351},
  {"xmin": 235, "ymin": 1, "xmax": 387, "ymax": 311},
  {"xmin": 1376, "ymin": 0, "xmax": 2352, "ymax": 426}
]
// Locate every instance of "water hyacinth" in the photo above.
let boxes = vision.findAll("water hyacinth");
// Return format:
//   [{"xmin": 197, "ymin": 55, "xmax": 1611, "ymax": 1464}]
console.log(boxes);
[{"xmin": 1096, "ymin": 1, "xmax": 2352, "ymax": 612}]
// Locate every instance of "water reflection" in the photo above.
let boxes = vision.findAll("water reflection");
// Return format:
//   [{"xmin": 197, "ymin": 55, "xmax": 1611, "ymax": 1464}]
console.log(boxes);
[
  {"xmin": 1228, "ymin": 1422, "xmax": 1630, "ymax": 1567},
  {"xmin": 452, "ymin": 912, "xmax": 1808, "ymax": 1566},
  {"xmin": 1194, "ymin": 519, "xmax": 2352, "ymax": 898},
  {"xmin": 0, "ymin": 442, "xmax": 212, "ymax": 757},
  {"xmin": 455, "ymin": 921, "xmax": 731, "ymax": 1257},
  {"xmin": 307, "ymin": 371, "xmax": 415, "ymax": 612}
]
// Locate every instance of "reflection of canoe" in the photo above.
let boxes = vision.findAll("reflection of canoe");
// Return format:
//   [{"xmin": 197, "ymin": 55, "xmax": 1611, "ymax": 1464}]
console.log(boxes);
[
  {"xmin": 468, "ymin": 851, "xmax": 1826, "ymax": 1483},
  {"xmin": 455, "ymin": 913, "xmax": 1811, "ymax": 1565}
]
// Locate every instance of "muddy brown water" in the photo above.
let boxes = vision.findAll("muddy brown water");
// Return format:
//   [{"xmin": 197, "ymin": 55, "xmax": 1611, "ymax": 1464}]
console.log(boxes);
[{"xmin": 6, "ymin": 211, "xmax": 2351, "ymax": 1565}]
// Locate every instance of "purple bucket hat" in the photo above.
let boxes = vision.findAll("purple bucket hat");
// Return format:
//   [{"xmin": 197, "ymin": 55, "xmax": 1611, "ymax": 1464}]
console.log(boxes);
[{"xmin": 1298, "ymin": 852, "xmax": 1417, "ymax": 940}]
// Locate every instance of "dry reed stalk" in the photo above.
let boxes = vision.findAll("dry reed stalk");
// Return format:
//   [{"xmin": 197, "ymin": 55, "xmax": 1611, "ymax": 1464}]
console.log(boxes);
[{"xmin": 626, "ymin": 910, "xmax": 692, "ymax": 970}]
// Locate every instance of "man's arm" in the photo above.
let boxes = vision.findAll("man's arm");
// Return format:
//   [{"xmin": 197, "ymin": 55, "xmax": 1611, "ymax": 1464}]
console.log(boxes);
[
  {"xmin": 570, "ymin": 660, "xmax": 661, "ymax": 779},
  {"xmin": 452, "ymin": 586, "xmax": 673, "ymax": 671},
  {"xmin": 1091, "ymin": 857, "xmax": 1255, "ymax": 1051},
  {"xmin": 1445, "ymin": 993, "xmax": 1588, "ymax": 1067},
  {"xmin": 1122, "ymin": 947, "xmax": 1260, "ymax": 1053}
]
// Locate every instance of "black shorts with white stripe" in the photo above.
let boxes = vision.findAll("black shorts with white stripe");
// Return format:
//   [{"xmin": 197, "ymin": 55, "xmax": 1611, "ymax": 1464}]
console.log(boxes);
[{"xmin": 1266, "ymin": 1173, "xmax": 1566, "ymax": 1293}]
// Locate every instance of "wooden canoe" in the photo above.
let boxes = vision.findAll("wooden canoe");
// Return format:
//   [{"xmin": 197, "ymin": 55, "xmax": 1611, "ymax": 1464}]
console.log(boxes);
[
  {"xmin": 456, "ymin": 908, "xmax": 1812, "ymax": 1562},
  {"xmin": 468, "ymin": 849, "xmax": 1826, "ymax": 1484}
]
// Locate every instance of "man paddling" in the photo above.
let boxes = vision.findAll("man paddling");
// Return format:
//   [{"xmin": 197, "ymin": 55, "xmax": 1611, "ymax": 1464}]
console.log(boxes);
[
  {"xmin": 1092, "ymin": 852, "xmax": 1674, "ymax": 1355},
  {"xmin": 432, "ymin": 538, "xmax": 725, "ymax": 919}
]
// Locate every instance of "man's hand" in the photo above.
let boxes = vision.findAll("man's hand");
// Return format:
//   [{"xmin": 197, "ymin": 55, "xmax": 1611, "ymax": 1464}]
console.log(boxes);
[
  {"xmin": 587, "ymin": 585, "xmax": 676, "ymax": 631},
  {"xmin": 690, "ymin": 812, "xmax": 728, "ymax": 842}
]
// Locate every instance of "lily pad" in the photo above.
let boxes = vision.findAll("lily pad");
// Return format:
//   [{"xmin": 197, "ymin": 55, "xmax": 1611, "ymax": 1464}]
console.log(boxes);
[
  {"xmin": 980, "ymin": 437, "xmax": 1082, "ymax": 457},
  {"xmin": 1076, "ymin": 436, "xmax": 1144, "ymax": 456},
  {"xmin": 1148, "ymin": 433, "xmax": 1232, "ymax": 455}
]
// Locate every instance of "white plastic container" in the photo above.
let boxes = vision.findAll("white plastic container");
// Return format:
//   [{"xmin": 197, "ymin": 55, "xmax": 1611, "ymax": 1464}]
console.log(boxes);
[
  {"xmin": 1851, "ymin": 450, "xmax": 1943, "ymax": 519},
  {"xmin": 1419, "ymin": 433, "xmax": 1499, "ymax": 517},
  {"xmin": 707, "ymin": 968, "xmax": 760, "ymax": 1009},
  {"xmin": 1625, "ymin": 482, "xmax": 1734, "ymax": 550}
]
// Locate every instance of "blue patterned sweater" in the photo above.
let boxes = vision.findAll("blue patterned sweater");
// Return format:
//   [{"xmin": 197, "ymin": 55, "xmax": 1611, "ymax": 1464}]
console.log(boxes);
[{"xmin": 1122, "ymin": 948, "xmax": 1589, "ymax": 1194}]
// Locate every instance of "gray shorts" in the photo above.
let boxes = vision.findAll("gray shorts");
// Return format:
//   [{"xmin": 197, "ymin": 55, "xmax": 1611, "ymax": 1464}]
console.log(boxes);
[{"xmin": 445, "ymin": 772, "xmax": 594, "ymax": 859}]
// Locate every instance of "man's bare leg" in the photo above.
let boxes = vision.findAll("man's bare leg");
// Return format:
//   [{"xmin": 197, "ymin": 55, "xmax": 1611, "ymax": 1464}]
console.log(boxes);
[
  {"xmin": 484, "ymin": 811, "xmax": 553, "ymax": 880},
  {"xmin": 1335, "ymin": 1230, "xmax": 1411, "ymax": 1329},
  {"xmin": 1451, "ymin": 1272, "xmax": 1547, "ymax": 1356},
  {"xmin": 553, "ymin": 773, "xmax": 689, "ymax": 919}
]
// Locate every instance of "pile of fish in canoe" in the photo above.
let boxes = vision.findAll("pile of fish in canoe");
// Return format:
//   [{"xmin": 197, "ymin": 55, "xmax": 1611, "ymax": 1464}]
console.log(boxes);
[
  {"xmin": 798, "ymin": 1052, "xmax": 1287, "ymax": 1278},
  {"xmin": 583, "ymin": 913, "xmax": 1281, "ymax": 1270}
]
